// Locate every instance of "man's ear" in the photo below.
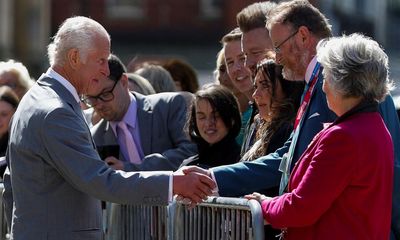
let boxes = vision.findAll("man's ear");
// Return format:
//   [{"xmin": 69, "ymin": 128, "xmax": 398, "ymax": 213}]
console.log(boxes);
[
  {"xmin": 297, "ymin": 26, "xmax": 311, "ymax": 46},
  {"xmin": 120, "ymin": 74, "xmax": 129, "ymax": 89},
  {"xmin": 68, "ymin": 48, "xmax": 81, "ymax": 70}
]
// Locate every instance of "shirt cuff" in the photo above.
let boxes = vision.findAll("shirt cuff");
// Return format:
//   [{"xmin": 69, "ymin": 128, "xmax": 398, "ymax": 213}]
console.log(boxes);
[
  {"xmin": 210, "ymin": 170, "xmax": 220, "ymax": 196},
  {"xmin": 168, "ymin": 174, "xmax": 173, "ymax": 203}
]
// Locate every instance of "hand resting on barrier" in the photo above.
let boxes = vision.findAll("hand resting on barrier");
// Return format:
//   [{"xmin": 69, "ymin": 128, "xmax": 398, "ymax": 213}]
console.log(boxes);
[
  {"xmin": 244, "ymin": 192, "xmax": 271, "ymax": 202},
  {"xmin": 245, "ymin": 192, "xmax": 271, "ymax": 225},
  {"xmin": 173, "ymin": 166, "xmax": 216, "ymax": 205}
]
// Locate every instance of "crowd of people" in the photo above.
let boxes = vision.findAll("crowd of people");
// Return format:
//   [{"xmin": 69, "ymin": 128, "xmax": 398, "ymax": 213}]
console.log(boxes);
[{"xmin": 1, "ymin": 0, "xmax": 399, "ymax": 240}]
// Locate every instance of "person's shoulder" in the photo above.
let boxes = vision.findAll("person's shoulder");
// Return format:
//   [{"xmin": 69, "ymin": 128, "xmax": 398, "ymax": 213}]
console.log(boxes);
[{"xmin": 142, "ymin": 91, "xmax": 192, "ymax": 106}]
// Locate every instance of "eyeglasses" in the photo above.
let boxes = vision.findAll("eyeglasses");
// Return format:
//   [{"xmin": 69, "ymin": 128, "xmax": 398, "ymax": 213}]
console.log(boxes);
[
  {"xmin": 81, "ymin": 79, "xmax": 119, "ymax": 108},
  {"xmin": 274, "ymin": 29, "xmax": 299, "ymax": 54}
]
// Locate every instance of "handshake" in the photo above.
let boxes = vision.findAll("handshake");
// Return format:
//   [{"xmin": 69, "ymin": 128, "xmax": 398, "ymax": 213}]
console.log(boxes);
[{"xmin": 172, "ymin": 166, "xmax": 217, "ymax": 207}]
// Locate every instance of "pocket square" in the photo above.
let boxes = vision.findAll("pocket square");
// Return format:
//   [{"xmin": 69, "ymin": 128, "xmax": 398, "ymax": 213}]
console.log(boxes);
[{"xmin": 308, "ymin": 112, "xmax": 320, "ymax": 119}]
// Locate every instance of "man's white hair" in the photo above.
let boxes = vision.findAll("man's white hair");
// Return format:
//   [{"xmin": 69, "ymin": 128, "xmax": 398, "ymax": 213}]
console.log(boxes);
[{"xmin": 47, "ymin": 16, "xmax": 110, "ymax": 66}]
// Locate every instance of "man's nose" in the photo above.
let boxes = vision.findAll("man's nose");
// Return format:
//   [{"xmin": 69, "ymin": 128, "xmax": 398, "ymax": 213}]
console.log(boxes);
[{"xmin": 101, "ymin": 62, "xmax": 110, "ymax": 77}]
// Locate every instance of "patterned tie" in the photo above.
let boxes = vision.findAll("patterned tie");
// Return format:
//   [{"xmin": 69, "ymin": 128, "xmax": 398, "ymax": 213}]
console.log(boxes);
[
  {"xmin": 278, "ymin": 63, "xmax": 321, "ymax": 194},
  {"xmin": 116, "ymin": 121, "xmax": 141, "ymax": 164}
]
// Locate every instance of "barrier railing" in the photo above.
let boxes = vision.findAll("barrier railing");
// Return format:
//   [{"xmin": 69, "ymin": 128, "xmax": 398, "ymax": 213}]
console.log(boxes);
[
  {"xmin": 0, "ymin": 181, "xmax": 264, "ymax": 240},
  {"xmin": 170, "ymin": 197, "xmax": 264, "ymax": 240},
  {"xmin": 105, "ymin": 203, "xmax": 169, "ymax": 240},
  {"xmin": 0, "ymin": 183, "xmax": 9, "ymax": 240},
  {"xmin": 105, "ymin": 197, "xmax": 264, "ymax": 240}
]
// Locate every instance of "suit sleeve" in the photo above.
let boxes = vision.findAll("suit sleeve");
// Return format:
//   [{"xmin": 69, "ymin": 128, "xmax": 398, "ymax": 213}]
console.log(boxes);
[
  {"xmin": 125, "ymin": 93, "xmax": 197, "ymax": 171},
  {"xmin": 378, "ymin": 94, "xmax": 400, "ymax": 237},
  {"xmin": 41, "ymin": 107, "xmax": 171, "ymax": 205},
  {"xmin": 211, "ymin": 133, "xmax": 292, "ymax": 197}
]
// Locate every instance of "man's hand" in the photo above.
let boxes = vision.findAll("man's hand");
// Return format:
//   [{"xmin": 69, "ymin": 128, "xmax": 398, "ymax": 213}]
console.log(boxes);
[
  {"xmin": 181, "ymin": 165, "xmax": 211, "ymax": 177},
  {"xmin": 173, "ymin": 168, "xmax": 216, "ymax": 205},
  {"xmin": 105, "ymin": 156, "xmax": 124, "ymax": 170}
]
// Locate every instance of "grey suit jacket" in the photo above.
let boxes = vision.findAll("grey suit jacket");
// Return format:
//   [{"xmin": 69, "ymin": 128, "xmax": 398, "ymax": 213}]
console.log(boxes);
[
  {"xmin": 3, "ymin": 76, "xmax": 171, "ymax": 240},
  {"xmin": 90, "ymin": 92, "xmax": 197, "ymax": 171}
]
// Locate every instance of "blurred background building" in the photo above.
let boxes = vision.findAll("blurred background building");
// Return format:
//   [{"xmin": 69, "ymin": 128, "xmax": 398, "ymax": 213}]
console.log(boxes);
[{"xmin": 0, "ymin": 0, "xmax": 400, "ymax": 98}]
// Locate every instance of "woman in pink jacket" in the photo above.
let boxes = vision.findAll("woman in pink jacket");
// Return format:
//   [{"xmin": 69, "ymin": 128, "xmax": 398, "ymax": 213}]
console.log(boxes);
[{"xmin": 246, "ymin": 33, "xmax": 394, "ymax": 239}]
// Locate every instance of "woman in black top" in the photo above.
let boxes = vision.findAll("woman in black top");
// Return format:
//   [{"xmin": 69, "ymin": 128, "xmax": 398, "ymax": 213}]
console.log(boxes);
[{"xmin": 180, "ymin": 84, "xmax": 241, "ymax": 169}]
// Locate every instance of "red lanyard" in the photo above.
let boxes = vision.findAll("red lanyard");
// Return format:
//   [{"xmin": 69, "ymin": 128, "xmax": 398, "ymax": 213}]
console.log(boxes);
[{"xmin": 293, "ymin": 63, "xmax": 321, "ymax": 130}]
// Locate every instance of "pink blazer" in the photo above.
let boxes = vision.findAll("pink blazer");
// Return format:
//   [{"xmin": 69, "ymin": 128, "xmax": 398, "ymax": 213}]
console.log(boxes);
[{"xmin": 262, "ymin": 111, "xmax": 394, "ymax": 240}]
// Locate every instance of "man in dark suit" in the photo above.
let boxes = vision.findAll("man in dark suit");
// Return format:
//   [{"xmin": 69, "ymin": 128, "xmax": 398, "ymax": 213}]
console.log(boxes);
[
  {"xmin": 3, "ymin": 16, "xmax": 214, "ymax": 240},
  {"xmin": 88, "ymin": 54, "xmax": 196, "ymax": 171}
]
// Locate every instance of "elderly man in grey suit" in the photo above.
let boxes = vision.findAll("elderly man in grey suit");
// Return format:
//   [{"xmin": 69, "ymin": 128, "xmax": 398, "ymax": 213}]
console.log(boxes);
[
  {"xmin": 2, "ymin": 16, "xmax": 215, "ymax": 240},
  {"xmin": 88, "ymin": 54, "xmax": 196, "ymax": 171}
]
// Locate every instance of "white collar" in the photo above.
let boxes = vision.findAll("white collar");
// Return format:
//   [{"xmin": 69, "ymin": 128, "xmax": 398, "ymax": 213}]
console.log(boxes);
[
  {"xmin": 304, "ymin": 56, "xmax": 318, "ymax": 84},
  {"xmin": 45, "ymin": 68, "xmax": 80, "ymax": 103}
]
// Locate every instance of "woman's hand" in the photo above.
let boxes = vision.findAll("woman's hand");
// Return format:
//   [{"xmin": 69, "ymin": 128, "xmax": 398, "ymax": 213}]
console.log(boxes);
[
  {"xmin": 245, "ymin": 192, "xmax": 272, "ymax": 225},
  {"xmin": 244, "ymin": 192, "xmax": 271, "ymax": 204}
]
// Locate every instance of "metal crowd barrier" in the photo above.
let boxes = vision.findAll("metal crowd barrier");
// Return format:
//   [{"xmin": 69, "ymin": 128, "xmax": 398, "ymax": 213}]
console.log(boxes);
[
  {"xmin": 0, "ymin": 183, "xmax": 9, "ymax": 240},
  {"xmin": 0, "ymin": 182, "xmax": 264, "ymax": 240},
  {"xmin": 105, "ymin": 196, "xmax": 265, "ymax": 240},
  {"xmin": 105, "ymin": 203, "xmax": 169, "ymax": 240}
]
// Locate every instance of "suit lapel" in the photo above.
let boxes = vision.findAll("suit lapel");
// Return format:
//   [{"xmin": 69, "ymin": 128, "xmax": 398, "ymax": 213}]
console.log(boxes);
[
  {"xmin": 38, "ymin": 77, "xmax": 96, "ymax": 148},
  {"xmin": 135, "ymin": 93, "xmax": 153, "ymax": 155},
  {"xmin": 38, "ymin": 77, "xmax": 85, "ymax": 122}
]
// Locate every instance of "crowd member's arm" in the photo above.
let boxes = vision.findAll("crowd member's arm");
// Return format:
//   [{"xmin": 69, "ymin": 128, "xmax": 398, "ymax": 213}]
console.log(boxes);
[{"xmin": 184, "ymin": 134, "xmax": 292, "ymax": 197}]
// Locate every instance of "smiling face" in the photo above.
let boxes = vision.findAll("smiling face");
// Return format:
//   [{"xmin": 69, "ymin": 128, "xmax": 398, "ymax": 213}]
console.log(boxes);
[
  {"xmin": 224, "ymin": 40, "xmax": 253, "ymax": 99},
  {"xmin": 195, "ymin": 99, "xmax": 229, "ymax": 145},
  {"xmin": 252, "ymin": 68, "xmax": 285, "ymax": 120},
  {"xmin": 241, "ymin": 28, "xmax": 275, "ymax": 76}
]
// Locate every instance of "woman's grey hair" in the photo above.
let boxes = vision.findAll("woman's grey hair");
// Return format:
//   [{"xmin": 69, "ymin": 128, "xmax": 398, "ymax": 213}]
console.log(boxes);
[
  {"xmin": 0, "ymin": 59, "xmax": 34, "ymax": 91},
  {"xmin": 317, "ymin": 33, "xmax": 393, "ymax": 102},
  {"xmin": 47, "ymin": 16, "xmax": 110, "ymax": 66},
  {"xmin": 126, "ymin": 73, "xmax": 156, "ymax": 95},
  {"xmin": 134, "ymin": 64, "xmax": 177, "ymax": 93}
]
